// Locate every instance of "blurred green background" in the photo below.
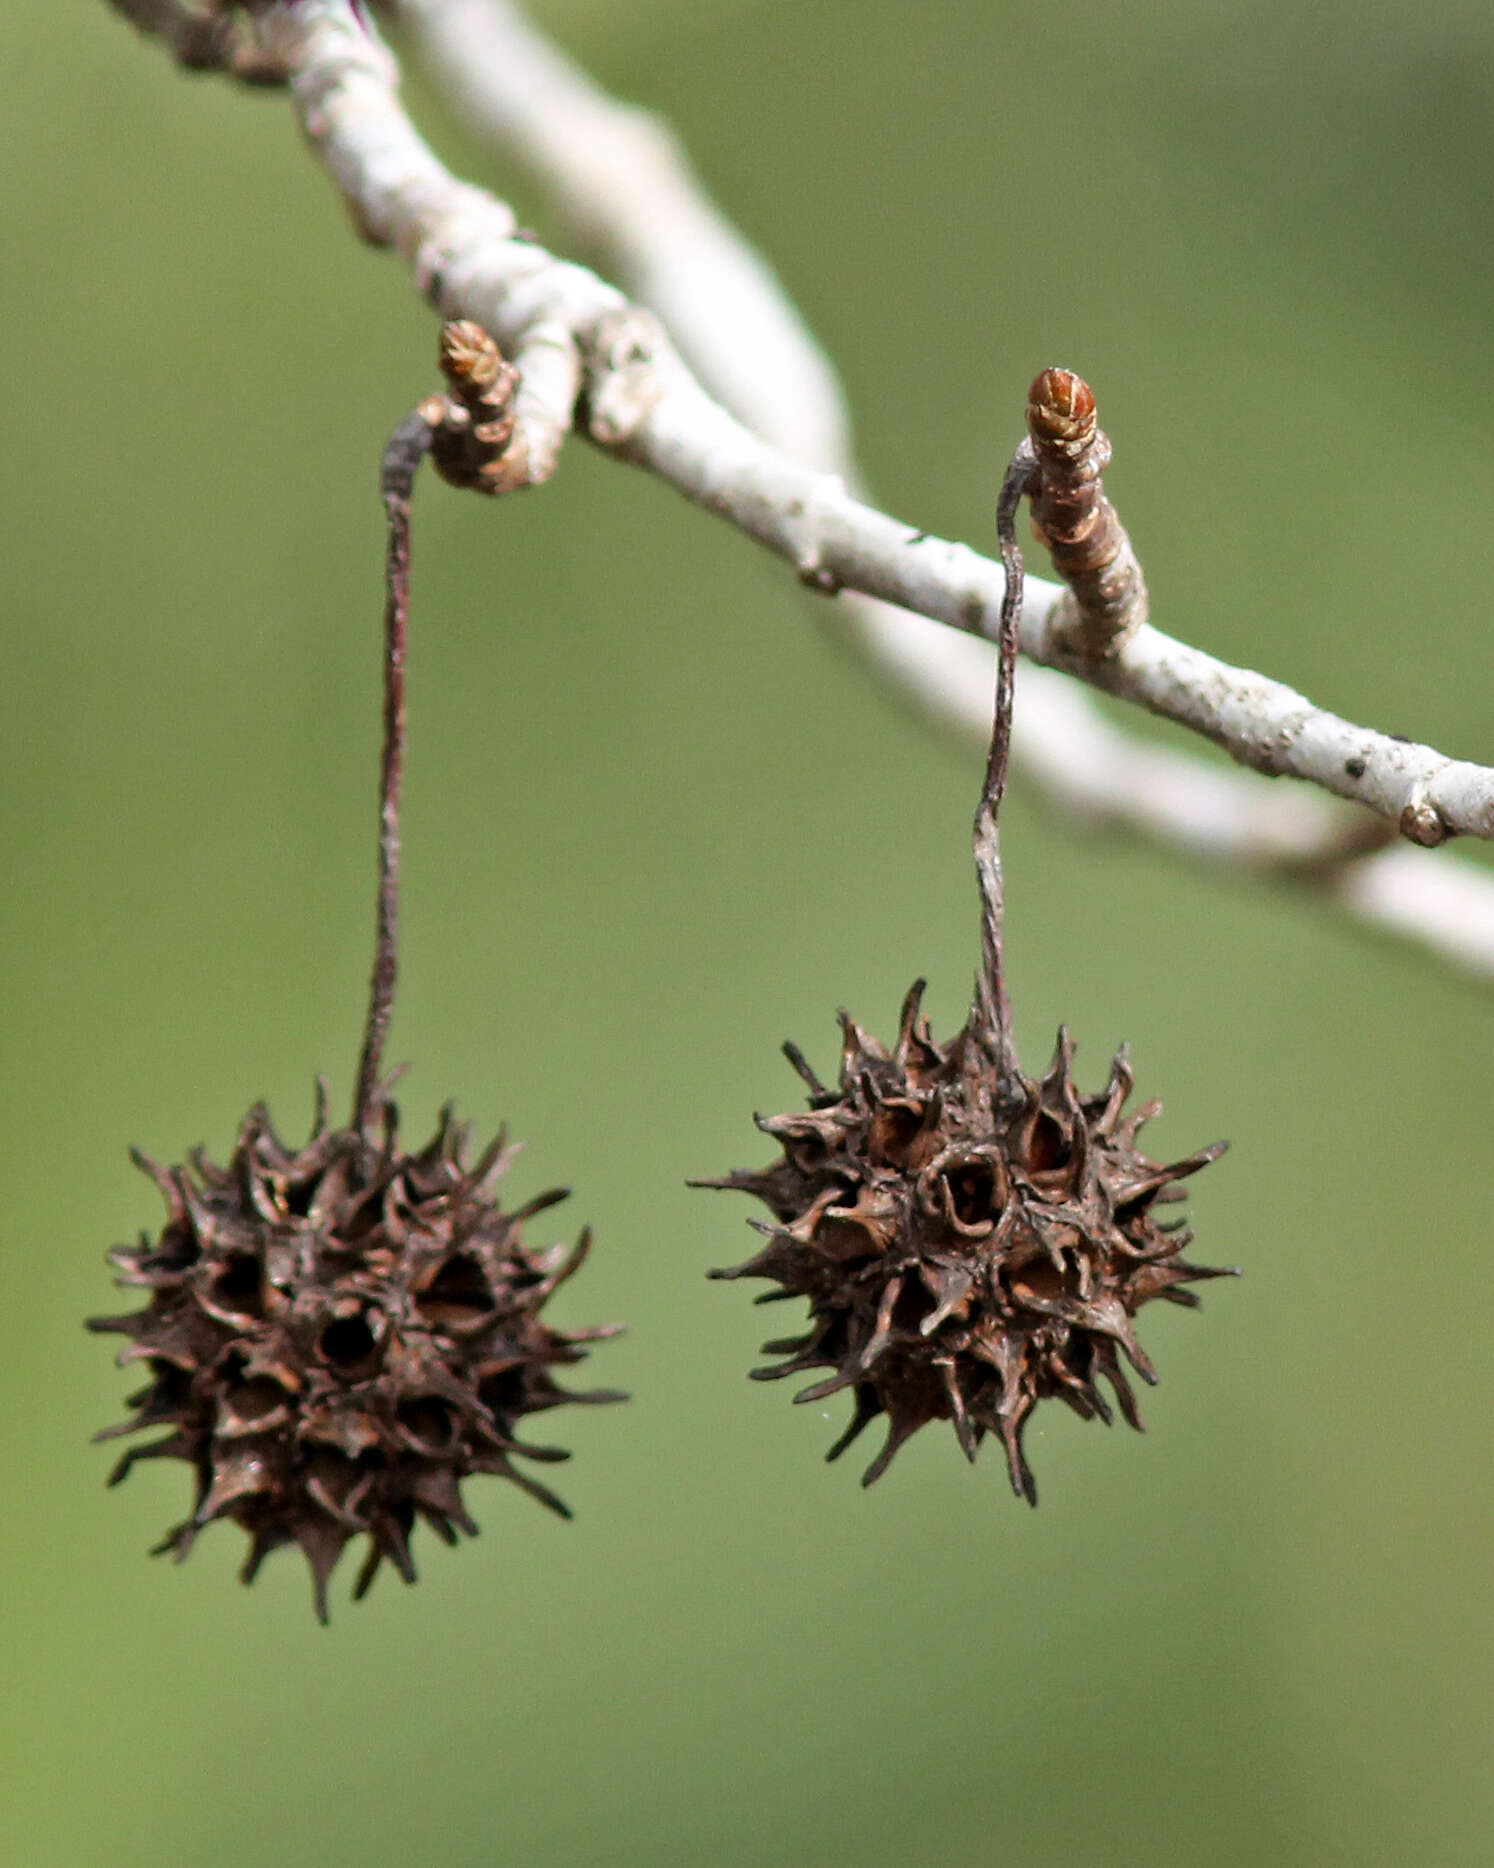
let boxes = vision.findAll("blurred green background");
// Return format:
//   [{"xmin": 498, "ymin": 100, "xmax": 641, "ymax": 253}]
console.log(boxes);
[{"xmin": 2, "ymin": 2, "xmax": 1490, "ymax": 1863}]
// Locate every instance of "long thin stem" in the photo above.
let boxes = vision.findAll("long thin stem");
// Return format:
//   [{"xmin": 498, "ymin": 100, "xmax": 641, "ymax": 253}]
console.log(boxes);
[
  {"xmin": 971, "ymin": 440, "xmax": 1038, "ymax": 1072},
  {"xmin": 354, "ymin": 409, "xmax": 436, "ymax": 1132}
]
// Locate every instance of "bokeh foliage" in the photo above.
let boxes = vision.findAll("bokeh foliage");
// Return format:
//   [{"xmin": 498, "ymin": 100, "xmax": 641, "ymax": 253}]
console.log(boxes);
[{"xmin": 2, "ymin": 3, "xmax": 1490, "ymax": 1864}]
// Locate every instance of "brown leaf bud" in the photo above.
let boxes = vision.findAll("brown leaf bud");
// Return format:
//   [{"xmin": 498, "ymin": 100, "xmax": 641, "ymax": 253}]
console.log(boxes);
[
  {"xmin": 430, "ymin": 320, "xmax": 522, "ymax": 495},
  {"xmin": 1027, "ymin": 368, "xmax": 1097, "ymax": 449},
  {"xmin": 1024, "ymin": 366, "xmax": 1146, "ymax": 652}
]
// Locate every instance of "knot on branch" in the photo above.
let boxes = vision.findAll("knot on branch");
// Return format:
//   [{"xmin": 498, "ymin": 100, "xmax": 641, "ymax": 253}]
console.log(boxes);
[{"xmin": 585, "ymin": 307, "xmax": 671, "ymax": 447}]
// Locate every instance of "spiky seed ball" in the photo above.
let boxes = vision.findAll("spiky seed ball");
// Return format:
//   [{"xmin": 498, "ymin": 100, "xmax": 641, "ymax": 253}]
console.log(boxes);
[
  {"xmin": 702, "ymin": 982, "xmax": 1232, "ymax": 1501},
  {"xmin": 90, "ymin": 1086, "xmax": 624, "ymax": 1620}
]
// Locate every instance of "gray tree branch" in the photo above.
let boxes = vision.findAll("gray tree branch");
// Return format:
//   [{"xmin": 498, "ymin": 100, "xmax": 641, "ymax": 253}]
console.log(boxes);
[{"xmin": 118, "ymin": 0, "xmax": 1494, "ymax": 976}]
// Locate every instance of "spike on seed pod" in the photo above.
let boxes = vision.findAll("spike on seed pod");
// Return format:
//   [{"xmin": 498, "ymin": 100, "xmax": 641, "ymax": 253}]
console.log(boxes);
[
  {"xmin": 89, "ymin": 326, "xmax": 622, "ymax": 1619},
  {"xmin": 699, "ymin": 409, "xmax": 1233, "ymax": 1501}
]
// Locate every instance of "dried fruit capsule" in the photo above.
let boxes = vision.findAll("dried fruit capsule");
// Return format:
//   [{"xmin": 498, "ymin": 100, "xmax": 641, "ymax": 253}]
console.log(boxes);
[
  {"xmin": 92, "ymin": 1094, "xmax": 623, "ymax": 1620},
  {"xmin": 703, "ymin": 995, "xmax": 1229, "ymax": 1499},
  {"xmin": 701, "ymin": 395, "xmax": 1232, "ymax": 1498},
  {"xmin": 90, "ymin": 320, "xmax": 619, "ymax": 1618}
]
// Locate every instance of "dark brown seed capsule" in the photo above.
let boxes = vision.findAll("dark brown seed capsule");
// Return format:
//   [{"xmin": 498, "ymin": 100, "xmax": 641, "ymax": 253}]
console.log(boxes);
[
  {"xmin": 89, "ymin": 316, "xmax": 618, "ymax": 1620},
  {"xmin": 701, "ymin": 995, "xmax": 1231, "ymax": 1502},
  {"xmin": 91, "ymin": 1092, "xmax": 625, "ymax": 1621},
  {"xmin": 700, "ymin": 427, "xmax": 1230, "ymax": 1499}
]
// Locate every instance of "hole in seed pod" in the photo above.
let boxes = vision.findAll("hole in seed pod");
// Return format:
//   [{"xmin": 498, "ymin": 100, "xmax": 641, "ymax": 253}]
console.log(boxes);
[
  {"xmin": 318, "ymin": 1311, "xmax": 383, "ymax": 1377},
  {"xmin": 1009, "ymin": 1258, "xmax": 1077, "ymax": 1308},
  {"xmin": 478, "ymin": 1366, "xmax": 527, "ymax": 1426},
  {"xmin": 150, "ymin": 1222, "xmax": 201, "ymax": 1272},
  {"xmin": 305, "ymin": 1448, "xmax": 381, "ymax": 1527},
  {"xmin": 1113, "ymin": 1194, "xmax": 1159, "ymax": 1235},
  {"xmin": 870, "ymin": 1102, "xmax": 922, "ymax": 1165},
  {"xmin": 131, "ymin": 1360, "xmax": 193, "ymax": 1414},
  {"xmin": 156, "ymin": 1360, "xmax": 194, "ymax": 1402},
  {"xmin": 1027, "ymin": 1112, "xmax": 1071, "ymax": 1174},
  {"xmin": 788, "ymin": 1135, "xmax": 827, "ymax": 1170},
  {"xmin": 211, "ymin": 1251, "xmax": 264, "ymax": 1317},
  {"xmin": 307, "ymin": 1449, "xmax": 359, "ymax": 1500},
  {"xmin": 213, "ymin": 1352, "xmax": 293, "ymax": 1437},
  {"xmin": 283, "ymin": 1180, "xmax": 316, "ymax": 1219},
  {"xmin": 816, "ymin": 1211, "xmax": 887, "ymax": 1262},
  {"xmin": 945, "ymin": 1160, "xmax": 999, "ymax": 1228},
  {"xmin": 892, "ymin": 1280, "xmax": 933, "ymax": 1335},
  {"xmin": 417, "ymin": 1252, "xmax": 494, "ymax": 1327},
  {"xmin": 397, "ymin": 1397, "xmax": 457, "ymax": 1452},
  {"xmin": 337, "ymin": 1188, "xmax": 387, "ymax": 1246},
  {"xmin": 227, "ymin": 1375, "xmax": 292, "ymax": 1424}
]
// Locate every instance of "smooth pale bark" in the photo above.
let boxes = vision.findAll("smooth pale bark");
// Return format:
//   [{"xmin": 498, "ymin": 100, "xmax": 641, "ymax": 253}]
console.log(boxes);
[{"xmin": 128, "ymin": 0, "xmax": 1494, "ymax": 976}]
